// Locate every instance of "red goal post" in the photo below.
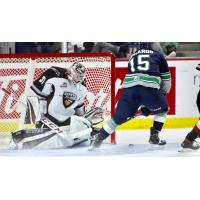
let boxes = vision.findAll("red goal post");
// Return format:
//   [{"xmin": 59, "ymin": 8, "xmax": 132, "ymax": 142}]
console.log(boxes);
[{"xmin": 0, "ymin": 53, "xmax": 116, "ymax": 143}]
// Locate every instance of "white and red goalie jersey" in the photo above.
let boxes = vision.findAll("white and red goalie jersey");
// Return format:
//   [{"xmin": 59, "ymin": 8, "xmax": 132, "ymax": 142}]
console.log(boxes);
[{"xmin": 30, "ymin": 66, "xmax": 87, "ymax": 125}]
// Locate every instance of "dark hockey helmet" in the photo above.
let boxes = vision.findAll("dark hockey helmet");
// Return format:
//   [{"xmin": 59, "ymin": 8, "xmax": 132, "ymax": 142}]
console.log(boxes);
[
  {"xmin": 133, "ymin": 42, "xmax": 152, "ymax": 49},
  {"xmin": 68, "ymin": 62, "xmax": 86, "ymax": 83}
]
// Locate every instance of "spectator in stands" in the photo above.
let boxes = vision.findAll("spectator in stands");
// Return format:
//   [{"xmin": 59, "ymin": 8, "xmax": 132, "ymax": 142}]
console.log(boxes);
[
  {"xmin": 151, "ymin": 42, "xmax": 166, "ymax": 56},
  {"xmin": 161, "ymin": 42, "xmax": 178, "ymax": 57},
  {"xmin": 117, "ymin": 42, "xmax": 133, "ymax": 58},
  {"xmin": 0, "ymin": 42, "xmax": 15, "ymax": 54},
  {"xmin": 72, "ymin": 42, "xmax": 84, "ymax": 53},
  {"xmin": 15, "ymin": 42, "xmax": 61, "ymax": 54},
  {"xmin": 37, "ymin": 43, "xmax": 52, "ymax": 53},
  {"xmin": 165, "ymin": 42, "xmax": 178, "ymax": 57},
  {"xmin": 51, "ymin": 42, "xmax": 61, "ymax": 53},
  {"xmin": 91, "ymin": 42, "xmax": 118, "ymax": 56},
  {"xmin": 15, "ymin": 42, "xmax": 38, "ymax": 53},
  {"xmin": 82, "ymin": 42, "xmax": 95, "ymax": 53},
  {"xmin": 35, "ymin": 42, "xmax": 61, "ymax": 53},
  {"xmin": 91, "ymin": 42, "xmax": 134, "ymax": 58}
]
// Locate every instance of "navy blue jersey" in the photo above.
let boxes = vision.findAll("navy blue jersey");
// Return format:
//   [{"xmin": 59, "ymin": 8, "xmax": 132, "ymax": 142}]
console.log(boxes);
[{"xmin": 122, "ymin": 49, "xmax": 171, "ymax": 90}]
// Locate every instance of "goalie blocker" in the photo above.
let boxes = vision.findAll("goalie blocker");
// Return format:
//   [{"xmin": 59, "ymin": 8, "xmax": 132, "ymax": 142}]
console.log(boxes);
[{"xmin": 10, "ymin": 107, "xmax": 104, "ymax": 149}]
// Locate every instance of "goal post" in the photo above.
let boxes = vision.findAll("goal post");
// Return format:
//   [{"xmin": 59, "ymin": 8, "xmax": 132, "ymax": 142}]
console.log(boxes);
[{"xmin": 0, "ymin": 53, "xmax": 116, "ymax": 144}]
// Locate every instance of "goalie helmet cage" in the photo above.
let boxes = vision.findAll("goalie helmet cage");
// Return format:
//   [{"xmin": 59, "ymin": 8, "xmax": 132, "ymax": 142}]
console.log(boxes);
[{"xmin": 0, "ymin": 52, "xmax": 116, "ymax": 144}]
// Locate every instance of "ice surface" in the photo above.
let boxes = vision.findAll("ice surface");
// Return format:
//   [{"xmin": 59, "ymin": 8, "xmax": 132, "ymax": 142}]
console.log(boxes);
[{"xmin": 1, "ymin": 128, "xmax": 200, "ymax": 156}]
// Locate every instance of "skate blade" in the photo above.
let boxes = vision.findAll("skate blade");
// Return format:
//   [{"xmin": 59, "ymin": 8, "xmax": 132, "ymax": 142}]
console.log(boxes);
[
  {"xmin": 148, "ymin": 144, "xmax": 165, "ymax": 151},
  {"xmin": 178, "ymin": 147, "xmax": 199, "ymax": 153},
  {"xmin": 88, "ymin": 145, "xmax": 99, "ymax": 151}
]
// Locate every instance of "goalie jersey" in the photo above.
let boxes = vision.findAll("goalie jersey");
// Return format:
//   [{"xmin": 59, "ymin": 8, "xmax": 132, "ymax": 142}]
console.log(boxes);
[{"xmin": 30, "ymin": 66, "xmax": 87, "ymax": 124}]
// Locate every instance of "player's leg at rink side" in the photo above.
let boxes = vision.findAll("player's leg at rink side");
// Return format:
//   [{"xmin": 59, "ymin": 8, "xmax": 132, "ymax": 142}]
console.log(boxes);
[
  {"xmin": 180, "ymin": 90, "xmax": 200, "ymax": 150},
  {"xmin": 140, "ymin": 88, "xmax": 169, "ymax": 145},
  {"xmin": 90, "ymin": 87, "xmax": 140, "ymax": 148},
  {"xmin": 90, "ymin": 86, "xmax": 169, "ymax": 148}
]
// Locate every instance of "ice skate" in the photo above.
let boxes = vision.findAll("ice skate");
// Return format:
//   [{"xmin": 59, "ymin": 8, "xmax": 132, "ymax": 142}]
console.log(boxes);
[
  {"xmin": 180, "ymin": 138, "xmax": 200, "ymax": 151},
  {"xmin": 149, "ymin": 127, "xmax": 166, "ymax": 145},
  {"xmin": 9, "ymin": 138, "xmax": 18, "ymax": 150},
  {"xmin": 89, "ymin": 131, "xmax": 110, "ymax": 150},
  {"xmin": 9, "ymin": 131, "xmax": 24, "ymax": 150}
]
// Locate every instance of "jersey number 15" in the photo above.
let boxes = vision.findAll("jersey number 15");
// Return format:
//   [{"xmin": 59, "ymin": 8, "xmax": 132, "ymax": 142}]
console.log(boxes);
[{"xmin": 130, "ymin": 54, "xmax": 150, "ymax": 72}]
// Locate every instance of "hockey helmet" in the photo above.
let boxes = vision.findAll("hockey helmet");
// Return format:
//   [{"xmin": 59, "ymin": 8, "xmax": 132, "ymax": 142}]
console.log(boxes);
[
  {"xmin": 68, "ymin": 62, "xmax": 86, "ymax": 83},
  {"xmin": 134, "ymin": 42, "xmax": 152, "ymax": 49}
]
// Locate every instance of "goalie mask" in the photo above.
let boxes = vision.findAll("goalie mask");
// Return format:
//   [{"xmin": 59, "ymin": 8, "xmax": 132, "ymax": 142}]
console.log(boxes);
[{"xmin": 67, "ymin": 62, "xmax": 86, "ymax": 83}]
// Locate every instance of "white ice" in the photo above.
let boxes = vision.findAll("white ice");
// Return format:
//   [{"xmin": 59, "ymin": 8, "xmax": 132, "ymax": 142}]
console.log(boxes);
[{"xmin": 0, "ymin": 128, "xmax": 200, "ymax": 156}]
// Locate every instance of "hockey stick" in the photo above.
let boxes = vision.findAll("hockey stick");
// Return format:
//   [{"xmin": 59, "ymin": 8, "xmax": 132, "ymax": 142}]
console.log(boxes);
[
  {"xmin": 41, "ymin": 116, "xmax": 92, "ymax": 139},
  {"xmin": 38, "ymin": 116, "xmax": 75, "ymax": 146}
]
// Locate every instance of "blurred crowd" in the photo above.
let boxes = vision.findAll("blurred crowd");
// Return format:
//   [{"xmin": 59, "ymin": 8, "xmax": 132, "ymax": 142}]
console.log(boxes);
[{"xmin": 0, "ymin": 42, "xmax": 196, "ymax": 58}]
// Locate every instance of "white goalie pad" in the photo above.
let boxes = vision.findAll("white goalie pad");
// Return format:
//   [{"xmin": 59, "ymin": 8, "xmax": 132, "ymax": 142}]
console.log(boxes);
[
  {"xmin": 69, "ymin": 115, "xmax": 92, "ymax": 139},
  {"xmin": 84, "ymin": 107, "xmax": 106, "ymax": 125},
  {"xmin": 14, "ymin": 116, "xmax": 93, "ymax": 149}
]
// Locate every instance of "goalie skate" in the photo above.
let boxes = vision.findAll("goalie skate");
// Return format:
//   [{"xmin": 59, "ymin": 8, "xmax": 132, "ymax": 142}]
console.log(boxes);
[
  {"xmin": 9, "ymin": 129, "xmax": 28, "ymax": 150},
  {"xmin": 9, "ymin": 137, "xmax": 21, "ymax": 150}
]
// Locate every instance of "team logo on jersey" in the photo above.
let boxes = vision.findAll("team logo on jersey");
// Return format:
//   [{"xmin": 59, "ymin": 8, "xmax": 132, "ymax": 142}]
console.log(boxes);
[{"xmin": 63, "ymin": 91, "xmax": 77, "ymax": 108}]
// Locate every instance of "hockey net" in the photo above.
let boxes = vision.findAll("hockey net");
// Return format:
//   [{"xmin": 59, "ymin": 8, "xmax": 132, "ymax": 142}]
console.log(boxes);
[{"xmin": 0, "ymin": 53, "xmax": 116, "ymax": 147}]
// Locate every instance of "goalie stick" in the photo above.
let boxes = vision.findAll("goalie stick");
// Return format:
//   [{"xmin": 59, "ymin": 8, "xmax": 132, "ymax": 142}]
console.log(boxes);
[
  {"xmin": 40, "ymin": 116, "xmax": 74, "ymax": 146},
  {"xmin": 40, "ymin": 116, "xmax": 92, "ymax": 144}
]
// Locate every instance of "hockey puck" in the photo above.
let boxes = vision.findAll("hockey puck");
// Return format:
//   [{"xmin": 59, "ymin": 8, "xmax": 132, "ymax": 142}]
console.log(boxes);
[{"xmin": 128, "ymin": 144, "xmax": 134, "ymax": 147}]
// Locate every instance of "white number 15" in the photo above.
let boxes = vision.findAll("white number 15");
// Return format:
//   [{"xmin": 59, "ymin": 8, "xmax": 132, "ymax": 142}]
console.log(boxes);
[{"xmin": 130, "ymin": 54, "xmax": 150, "ymax": 72}]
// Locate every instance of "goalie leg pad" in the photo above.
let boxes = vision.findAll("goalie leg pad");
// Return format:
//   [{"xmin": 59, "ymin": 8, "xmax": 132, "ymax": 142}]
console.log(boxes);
[
  {"xmin": 23, "ymin": 132, "xmax": 57, "ymax": 149},
  {"xmin": 70, "ymin": 115, "xmax": 91, "ymax": 136},
  {"xmin": 11, "ymin": 128, "xmax": 71, "ymax": 149}
]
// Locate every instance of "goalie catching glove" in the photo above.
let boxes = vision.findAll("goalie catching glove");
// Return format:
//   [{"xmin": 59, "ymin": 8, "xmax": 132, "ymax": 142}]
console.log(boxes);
[{"xmin": 83, "ymin": 107, "xmax": 106, "ymax": 125}]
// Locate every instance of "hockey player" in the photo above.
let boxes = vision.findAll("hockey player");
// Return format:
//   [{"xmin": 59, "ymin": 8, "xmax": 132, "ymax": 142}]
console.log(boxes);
[
  {"xmin": 10, "ymin": 62, "xmax": 104, "ymax": 149},
  {"xmin": 91, "ymin": 42, "xmax": 171, "ymax": 149},
  {"xmin": 180, "ymin": 64, "xmax": 200, "ymax": 150}
]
